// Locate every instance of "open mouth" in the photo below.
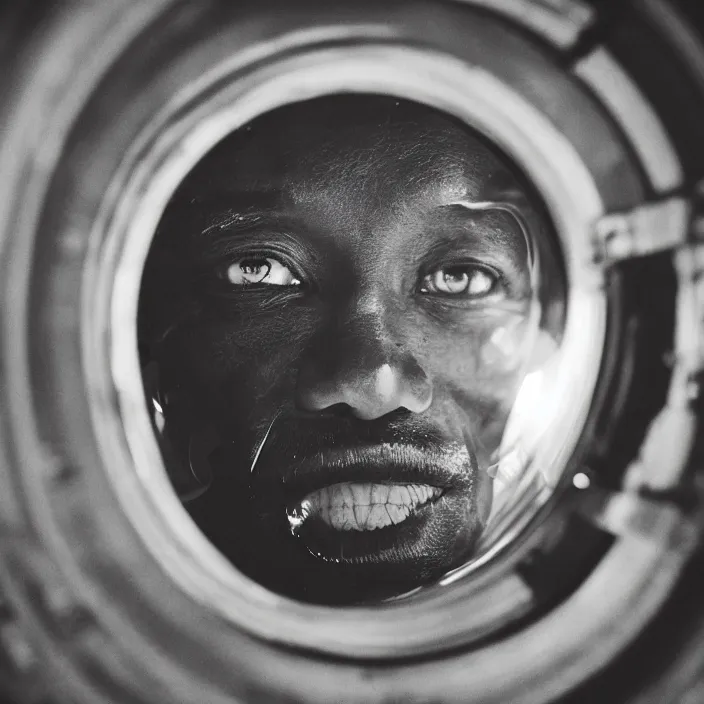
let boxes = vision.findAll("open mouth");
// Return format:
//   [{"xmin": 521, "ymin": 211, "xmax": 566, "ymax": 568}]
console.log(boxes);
[
  {"xmin": 287, "ymin": 482, "xmax": 444, "ymax": 533},
  {"xmin": 256, "ymin": 443, "xmax": 479, "ymax": 575}
]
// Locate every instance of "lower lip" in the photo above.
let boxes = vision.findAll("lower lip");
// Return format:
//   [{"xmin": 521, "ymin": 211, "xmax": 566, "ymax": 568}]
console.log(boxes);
[{"xmin": 286, "ymin": 481, "xmax": 446, "ymax": 563}]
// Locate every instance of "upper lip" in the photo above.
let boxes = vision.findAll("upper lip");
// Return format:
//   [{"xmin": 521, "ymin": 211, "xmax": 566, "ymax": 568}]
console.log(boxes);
[{"xmin": 277, "ymin": 443, "xmax": 470, "ymax": 504}]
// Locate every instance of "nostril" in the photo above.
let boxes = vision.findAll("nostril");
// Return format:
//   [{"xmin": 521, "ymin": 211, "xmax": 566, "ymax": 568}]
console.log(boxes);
[
  {"xmin": 296, "ymin": 345, "xmax": 433, "ymax": 419},
  {"xmin": 385, "ymin": 407, "xmax": 414, "ymax": 421},
  {"xmin": 317, "ymin": 402, "xmax": 353, "ymax": 419},
  {"xmin": 294, "ymin": 402, "xmax": 352, "ymax": 419}
]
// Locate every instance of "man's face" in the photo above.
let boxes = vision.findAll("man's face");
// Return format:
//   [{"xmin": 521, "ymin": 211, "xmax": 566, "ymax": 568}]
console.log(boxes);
[{"xmin": 141, "ymin": 98, "xmax": 538, "ymax": 604}]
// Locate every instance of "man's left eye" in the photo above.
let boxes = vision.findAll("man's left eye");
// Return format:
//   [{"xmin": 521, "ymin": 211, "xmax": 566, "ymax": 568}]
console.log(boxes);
[
  {"xmin": 226, "ymin": 256, "xmax": 301, "ymax": 287},
  {"xmin": 419, "ymin": 265, "xmax": 499, "ymax": 297}
]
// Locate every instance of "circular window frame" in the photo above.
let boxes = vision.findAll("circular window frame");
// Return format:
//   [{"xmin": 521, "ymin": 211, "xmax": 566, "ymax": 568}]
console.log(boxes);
[
  {"xmin": 0, "ymin": 2, "xmax": 701, "ymax": 704},
  {"xmin": 87, "ymin": 42, "xmax": 607, "ymax": 657}
]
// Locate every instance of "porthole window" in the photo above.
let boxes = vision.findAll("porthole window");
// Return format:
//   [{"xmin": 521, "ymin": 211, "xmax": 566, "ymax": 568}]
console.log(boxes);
[
  {"xmin": 0, "ymin": 2, "xmax": 702, "ymax": 703},
  {"xmin": 137, "ymin": 94, "xmax": 574, "ymax": 605}
]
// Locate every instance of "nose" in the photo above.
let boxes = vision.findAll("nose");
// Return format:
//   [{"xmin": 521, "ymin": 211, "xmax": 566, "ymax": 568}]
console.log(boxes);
[{"xmin": 295, "ymin": 312, "xmax": 433, "ymax": 420}]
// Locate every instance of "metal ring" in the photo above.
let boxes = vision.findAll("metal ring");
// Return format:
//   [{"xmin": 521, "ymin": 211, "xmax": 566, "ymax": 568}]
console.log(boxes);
[{"xmin": 94, "ymin": 42, "xmax": 607, "ymax": 656}]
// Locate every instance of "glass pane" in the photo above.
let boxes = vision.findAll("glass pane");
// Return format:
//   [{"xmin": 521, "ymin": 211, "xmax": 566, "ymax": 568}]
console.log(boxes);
[{"xmin": 138, "ymin": 95, "xmax": 567, "ymax": 605}]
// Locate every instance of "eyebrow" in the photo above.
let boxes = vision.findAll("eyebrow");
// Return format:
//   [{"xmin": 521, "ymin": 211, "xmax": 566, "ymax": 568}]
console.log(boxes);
[
  {"xmin": 187, "ymin": 191, "xmax": 284, "ymax": 236},
  {"xmin": 440, "ymin": 200, "xmax": 538, "ymax": 290},
  {"xmin": 194, "ymin": 208, "xmax": 309, "ymax": 265},
  {"xmin": 445, "ymin": 200, "xmax": 535, "ymax": 268},
  {"xmin": 201, "ymin": 209, "xmax": 269, "ymax": 236},
  {"xmin": 190, "ymin": 195, "xmax": 538, "ymax": 289}
]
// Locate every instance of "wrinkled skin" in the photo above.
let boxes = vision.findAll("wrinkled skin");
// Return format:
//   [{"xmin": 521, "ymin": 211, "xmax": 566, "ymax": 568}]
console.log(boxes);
[{"xmin": 139, "ymin": 96, "xmax": 541, "ymax": 604}]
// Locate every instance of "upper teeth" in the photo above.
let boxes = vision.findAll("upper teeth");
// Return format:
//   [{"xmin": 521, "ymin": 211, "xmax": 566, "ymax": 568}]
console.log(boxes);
[{"xmin": 288, "ymin": 483, "xmax": 442, "ymax": 533}]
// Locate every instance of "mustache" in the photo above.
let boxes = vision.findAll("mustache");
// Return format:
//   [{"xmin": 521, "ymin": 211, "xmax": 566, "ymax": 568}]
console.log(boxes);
[
  {"xmin": 248, "ymin": 411, "xmax": 451, "ymax": 463},
  {"xmin": 245, "ymin": 411, "xmax": 477, "ymax": 496}
]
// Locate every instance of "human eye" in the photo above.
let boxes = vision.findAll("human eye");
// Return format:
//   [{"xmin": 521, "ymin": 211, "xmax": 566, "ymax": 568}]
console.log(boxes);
[
  {"xmin": 418, "ymin": 263, "xmax": 502, "ymax": 299},
  {"xmin": 225, "ymin": 255, "xmax": 302, "ymax": 287}
]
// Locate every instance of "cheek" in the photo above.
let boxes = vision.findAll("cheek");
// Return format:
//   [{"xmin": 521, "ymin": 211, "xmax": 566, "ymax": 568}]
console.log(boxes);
[
  {"xmin": 418, "ymin": 313, "xmax": 535, "ymax": 396},
  {"xmin": 479, "ymin": 318, "xmax": 534, "ymax": 372},
  {"xmin": 416, "ymin": 314, "xmax": 537, "ymax": 454},
  {"xmin": 161, "ymin": 307, "xmax": 318, "ymax": 414}
]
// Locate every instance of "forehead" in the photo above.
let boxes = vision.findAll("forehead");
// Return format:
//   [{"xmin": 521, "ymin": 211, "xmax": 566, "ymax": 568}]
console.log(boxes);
[{"xmin": 176, "ymin": 96, "xmax": 524, "ymax": 212}]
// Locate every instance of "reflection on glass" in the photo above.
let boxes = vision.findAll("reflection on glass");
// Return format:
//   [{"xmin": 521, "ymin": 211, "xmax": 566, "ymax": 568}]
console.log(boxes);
[{"xmin": 138, "ymin": 95, "xmax": 565, "ymax": 605}]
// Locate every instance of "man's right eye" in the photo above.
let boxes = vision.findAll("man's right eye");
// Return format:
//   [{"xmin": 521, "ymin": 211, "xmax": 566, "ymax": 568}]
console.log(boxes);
[{"xmin": 225, "ymin": 256, "xmax": 301, "ymax": 287}]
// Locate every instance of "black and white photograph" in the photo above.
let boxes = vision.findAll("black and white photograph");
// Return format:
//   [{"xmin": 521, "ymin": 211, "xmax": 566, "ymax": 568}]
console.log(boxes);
[{"xmin": 0, "ymin": 1, "xmax": 703, "ymax": 703}]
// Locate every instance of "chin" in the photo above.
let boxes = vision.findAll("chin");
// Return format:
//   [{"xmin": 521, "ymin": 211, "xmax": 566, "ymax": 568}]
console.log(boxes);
[
  {"xmin": 227, "ymin": 480, "xmax": 486, "ymax": 605},
  {"xmin": 188, "ymin": 439, "xmax": 490, "ymax": 603}
]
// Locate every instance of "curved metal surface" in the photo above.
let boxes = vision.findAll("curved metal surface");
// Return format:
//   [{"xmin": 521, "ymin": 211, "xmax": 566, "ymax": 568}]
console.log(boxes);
[{"xmin": 0, "ymin": 1, "xmax": 700, "ymax": 704}]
